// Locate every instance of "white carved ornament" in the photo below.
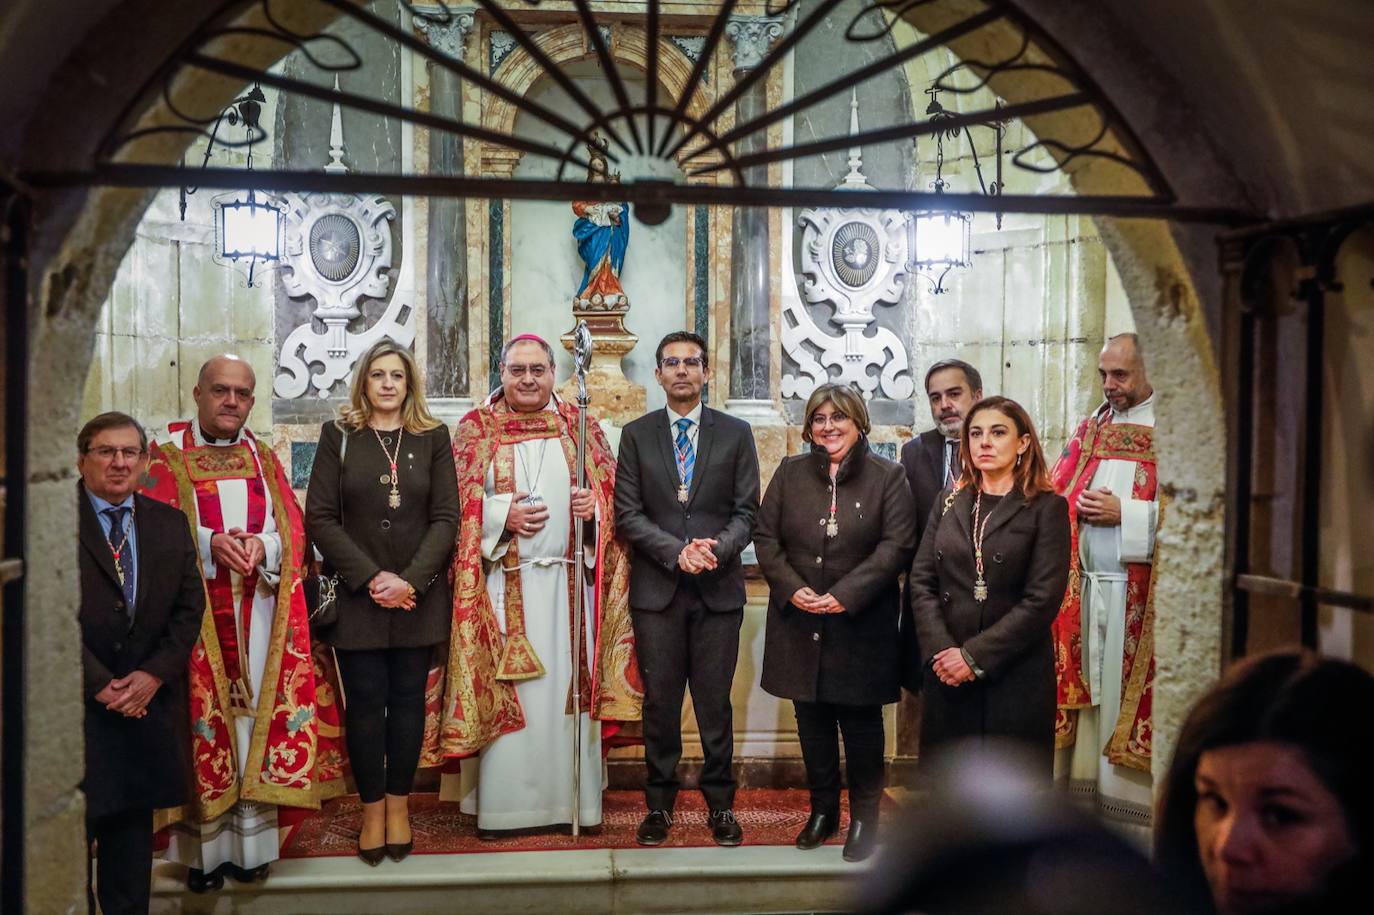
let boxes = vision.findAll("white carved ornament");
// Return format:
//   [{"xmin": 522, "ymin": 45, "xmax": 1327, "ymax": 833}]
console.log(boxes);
[
  {"xmin": 274, "ymin": 81, "xmax": 414, "ymax": 400},
  {"xmin": 273, "ymin": 191, "xmax": 413, "ymax": 399},
  {"xmin": 782, "ymin": 205, "xmax": 915, "ymax": 402}
]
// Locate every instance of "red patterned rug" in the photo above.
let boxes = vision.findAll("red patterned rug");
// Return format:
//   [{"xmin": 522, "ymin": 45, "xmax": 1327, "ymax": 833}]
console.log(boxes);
[{"xmin": 281, "ymin": 789, "xmax": 849, "ymax": 857}]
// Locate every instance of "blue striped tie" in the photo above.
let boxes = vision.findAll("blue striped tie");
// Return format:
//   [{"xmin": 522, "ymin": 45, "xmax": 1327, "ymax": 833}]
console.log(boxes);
[{"xmin": 674, "ymin": 417, "xmax": 695, "ymax": 491}]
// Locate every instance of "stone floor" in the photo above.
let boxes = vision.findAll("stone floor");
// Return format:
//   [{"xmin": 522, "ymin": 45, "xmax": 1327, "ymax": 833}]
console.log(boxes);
[{"xmin": 149, "ymin": 844, "xmax": 869, "ymax": 914}]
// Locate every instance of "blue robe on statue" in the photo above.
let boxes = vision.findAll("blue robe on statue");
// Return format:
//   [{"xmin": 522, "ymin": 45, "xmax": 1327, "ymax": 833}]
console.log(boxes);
[{"xmin": 572, "ymin": 201, "xmax": 630, "ymax": 301}]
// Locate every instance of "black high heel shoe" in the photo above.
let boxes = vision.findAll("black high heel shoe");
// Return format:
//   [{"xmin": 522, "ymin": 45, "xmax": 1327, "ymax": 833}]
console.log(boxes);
[
  {"xmin": 794, "ymin": 810, "xmax": 839, "ymax": 850},
  {"xmin": 357, "ymin": 841, "xmax": 387, "ymax": 867},
  {"xmin": 385, "ymin": 839, "xmax": 414, "ymax": 863}
]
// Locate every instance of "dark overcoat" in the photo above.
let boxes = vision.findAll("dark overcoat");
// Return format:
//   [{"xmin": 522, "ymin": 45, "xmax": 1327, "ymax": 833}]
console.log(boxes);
[
  {"xmin": 897, "ymin": 428, "xmax": 953, "ymax": 693},
  {"xmin": 305, "ymin": 422, "xmax": 460, "ymax": 650},
  {"xmin": 756, "ymin": 442, "xmax": 917, "ymax": 706},
  {"xmin": 79, "ymin": 487, "xmax": 204, "ymax": 819},
  {"xmin": 908, "ymin": 486, "xmax": 1071, "ymax": 772}
]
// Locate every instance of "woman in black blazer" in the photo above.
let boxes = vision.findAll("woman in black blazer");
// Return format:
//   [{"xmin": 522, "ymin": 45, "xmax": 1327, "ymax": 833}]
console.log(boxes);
[
  {"xmin": 755, "ymin": 383, "xmax": 916, "ymax": 863},
  {"xmin": 305, "ymin": 339, "xmax": 459, "ymax": 865},
  {"xmin": 908, "ymin": 396, "xmax": 1070, "ymax": 777}
]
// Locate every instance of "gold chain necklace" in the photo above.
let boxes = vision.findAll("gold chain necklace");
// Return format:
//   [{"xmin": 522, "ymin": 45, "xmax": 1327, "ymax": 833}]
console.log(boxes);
[
  {"xmin": 824, "ymin": 470, "xmax": 839, "ymax": 538},
  {"xmin": 373, "ymin": 426, "xmax": 404, "ymax": 509},
  {"xmin": 971, "ymin": 490, "xmax": 996, "ymax": 602},
  {"xmin": 105, "ymin": 507, "xmax": 134, "ymax": 585}
]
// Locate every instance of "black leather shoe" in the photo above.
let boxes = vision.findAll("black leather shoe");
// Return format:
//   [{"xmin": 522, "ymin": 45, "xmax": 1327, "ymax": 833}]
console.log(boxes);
[
  {"xmin": 385, "ymin": 840, "xmax": 414, "ymax": 863},
  {"xmin": 842, "ymin": 818, "xmax": 878, "ymax": 862},
  {"xmin": 224, "ymin": 863, "xmax": 270, "ymax": 883},
  {"xmin": 709, "ymin": 808, "xmax": 744, "ymax": 847},
  {"xmin": 794, "ymin": 811, "xmax": 839, "ymax": 850},
  {"xmin": 186, "ymin": 868, "xmax": 224, "ymax": 893},
  {"xmin": 635, "ymin": 809, "xmax": 673, "ymax": 846},
  {"xmin": 357, "ymin": 842, "xmax": 387, "ymax": 867}
]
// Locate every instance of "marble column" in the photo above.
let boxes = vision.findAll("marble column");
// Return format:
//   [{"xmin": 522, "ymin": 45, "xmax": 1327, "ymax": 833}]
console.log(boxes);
[
  {"xmin": 415, "ymin": 7, "xmax": 475, "ymax": 418},
  {"xmin": 724, "ymin": 15, "xmax": 784, "ymax": 422}
]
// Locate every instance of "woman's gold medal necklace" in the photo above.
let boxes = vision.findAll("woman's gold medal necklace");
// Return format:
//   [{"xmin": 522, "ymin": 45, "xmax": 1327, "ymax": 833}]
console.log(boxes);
[
  {"xmin": 374, "ymin": 426, "xmax": 404, "ymax": 509},
  {"xmin": 971, "ymin": 490, "xmax": 995, "ymax": 602},
  {"xmin": 825, "ymin": 470, "xmax": 839, "ymax": 538}
]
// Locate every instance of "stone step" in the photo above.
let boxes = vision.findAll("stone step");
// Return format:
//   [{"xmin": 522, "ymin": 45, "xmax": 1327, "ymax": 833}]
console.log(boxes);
[{"xmin": 150, "ymin": 846, "xmax": 866, "ymax": 914}]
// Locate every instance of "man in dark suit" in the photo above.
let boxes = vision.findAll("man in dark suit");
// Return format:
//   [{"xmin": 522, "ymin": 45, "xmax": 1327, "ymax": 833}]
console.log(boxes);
[
  {"xmin": 898, "ymin": 359, "xmax": 983, "ymax": 696},
  {"xmin": 900, "ymin": 359, "xmax": 984, "ymax": 542},
  {"xmin": 614, "ymin": 331, "xmax": 760, "ymax": 847},
  {"xmin": 77, "ymin": 412, "xmax": 205, "ymax": 915}
]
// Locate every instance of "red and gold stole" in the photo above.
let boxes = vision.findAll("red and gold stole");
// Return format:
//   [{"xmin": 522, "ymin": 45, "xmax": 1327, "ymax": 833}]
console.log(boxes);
[
  {"xmin": 1049, "ymin": 406, "xmax": 1160, "ymax": 772},
  {"xmin": 427, "ymin": 397, "xmax": 641, "ymax": 762},
  {"xmin": 143, "ymin": 421, "xmax": 342, "ymax": 825}
]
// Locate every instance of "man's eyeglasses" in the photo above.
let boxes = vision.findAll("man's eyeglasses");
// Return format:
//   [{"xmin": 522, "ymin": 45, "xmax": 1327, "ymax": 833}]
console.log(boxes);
[
  {"xmin": 660, "ymin": 357, "xmax": 704, "ymax": 370},
  {"xmin": 809, "ymin": 412, "xmax": 852, "ymax": 429},
  {"xmin": 86, "ymin": 446, "xmax": 147, "ymax": 462},
  {"xmin": 505, "ymin": 364, "xmax": 550, "ymax": 379}
]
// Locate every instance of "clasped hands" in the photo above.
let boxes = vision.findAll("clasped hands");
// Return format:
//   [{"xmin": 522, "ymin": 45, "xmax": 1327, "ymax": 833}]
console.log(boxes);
[
  {"xmin": 95, "ymin": 670, "xmax": 162, "ymax": 719},
  {"xmin": 932, "ymin": 646, "xmax": 976, "ymax": 687},
  {"xmin": 210, "ymin": 528, "xmax": 266, "ymax": 576},
  {"xmin": 678, "ymin": 539, "xmax": 719, "ymax": 574},
  {"xmin": 504, "ymin": 489, "xmax": 597, "ymax": 540},
  {"xmin": 1076, "ymin": 487, "xmax": 1122, "ymax": 526},
  {"xmin": 791, "ymin": 587, "xmax": 846, "ymax": 615},
  {"xmin": 370, "ymin": 570, "xmax": 416, "ymax": 611}
]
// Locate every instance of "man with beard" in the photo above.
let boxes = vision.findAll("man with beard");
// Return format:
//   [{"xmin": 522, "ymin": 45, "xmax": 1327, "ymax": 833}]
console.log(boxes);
[
  {"xmin": 900, "ymin": 359, "xmax": 985, "ymax": 543},
  {"xmin": 1052, "ymin": 333, "xmax": 1160, "ymax": 836}
]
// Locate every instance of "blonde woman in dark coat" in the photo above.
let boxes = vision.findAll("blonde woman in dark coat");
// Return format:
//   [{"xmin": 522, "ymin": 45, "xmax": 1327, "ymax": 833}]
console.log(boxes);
[
  {"xmin": 305, "ymin": 338, "xmax": 459, "ymax": 865},
  {"xmin": 755, "ymin": 383, "xmax": 916, "ymax": 862},
  {"xmin": 908, "ymin": 396, "xmax": 1070, "ymax": 776}
]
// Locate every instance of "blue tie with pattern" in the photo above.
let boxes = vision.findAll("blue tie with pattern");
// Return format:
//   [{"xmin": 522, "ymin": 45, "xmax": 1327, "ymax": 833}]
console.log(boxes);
[
  {"xmin": 102, "ymin": 506, "xmax": 135, "ymax": 615},
  {"xmin": 674, "ymin": 417, "xmax": 695, "ymax": 492}
]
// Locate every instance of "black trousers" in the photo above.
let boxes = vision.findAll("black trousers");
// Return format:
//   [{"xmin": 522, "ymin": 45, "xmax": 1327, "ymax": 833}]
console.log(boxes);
[
  {"xmin": 335, "ymin": 646, "xmax": 432, "ymax": 803},
  {"xmin": 631, "ymin": 583, "xmax": 742, "ymax": 811},
  {"xmin": 793, "ymin": 700, "xmax": 886, "ymax": 822},
  {"xmin": 87, "ymin": 806, "xmax": 153, "ymax": 915}
]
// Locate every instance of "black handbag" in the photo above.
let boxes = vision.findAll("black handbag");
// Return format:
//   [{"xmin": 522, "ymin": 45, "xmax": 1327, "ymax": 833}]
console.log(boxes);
[{"xmin": 307, "ymin": 429, "xmax": 347, "ymax": 630}]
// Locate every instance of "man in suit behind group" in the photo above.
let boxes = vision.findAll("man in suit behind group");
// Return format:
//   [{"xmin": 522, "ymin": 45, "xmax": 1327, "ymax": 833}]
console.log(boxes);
[
  {"xmin": 900, "ymin": 359, "xmax": 984, "ymax": 542},
  {"xmin": 77, "ymin": 412, "xmax": 205, "ymax": 914},
  {"xmin": 614, "ymin": 331, "xmax": 760, "ymax": 847}
]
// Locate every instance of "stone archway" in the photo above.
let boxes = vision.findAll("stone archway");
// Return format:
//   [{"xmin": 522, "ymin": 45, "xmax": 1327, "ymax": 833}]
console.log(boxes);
[{"xmin": 15, "ymin": 3, "xmax": 1236, "ymax": 908}]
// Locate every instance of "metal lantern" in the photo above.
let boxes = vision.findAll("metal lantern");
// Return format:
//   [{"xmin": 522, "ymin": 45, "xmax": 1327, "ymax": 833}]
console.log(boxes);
[
  {"xmin": 213, "ymin": 188, "xmax": 283, "ymax": 287},
  {"xmin": 912, "ymin": 208, "xmax": 972, "ymax": 294}
]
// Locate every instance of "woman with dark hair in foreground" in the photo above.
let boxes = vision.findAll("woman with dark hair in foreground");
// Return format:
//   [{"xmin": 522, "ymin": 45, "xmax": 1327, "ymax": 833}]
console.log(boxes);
[{"xmin": 1155, "ymin": 649, "xmax": 1370, "ymax": 914}]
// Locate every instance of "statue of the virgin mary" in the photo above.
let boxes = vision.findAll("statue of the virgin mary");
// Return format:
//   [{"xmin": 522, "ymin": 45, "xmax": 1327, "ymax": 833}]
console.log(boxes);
[{"xmin": 571, "ymin": 132, "xmax": 629, "ymax": 310}]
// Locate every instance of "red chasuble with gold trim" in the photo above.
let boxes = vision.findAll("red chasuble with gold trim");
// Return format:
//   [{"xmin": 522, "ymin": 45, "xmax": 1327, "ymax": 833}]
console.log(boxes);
[
  {"xmin": 142, "ymin": 422, "xmax": 345, "ymax": 824},
  {"xmin": 1050, "ymin": 405, "xmax": 1160, "ymax": 773},
  {"xmin": 427, "ymin": 395, "xmax": 641, "ymax": 761}
]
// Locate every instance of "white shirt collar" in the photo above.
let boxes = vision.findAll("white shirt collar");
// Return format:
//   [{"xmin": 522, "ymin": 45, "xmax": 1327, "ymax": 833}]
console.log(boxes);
[
  {"xmin": 191, "ymin": 420, "xmax": 246, "ymax": 447},
  {"xmin": 85, "ymin": 487, "xmax": 135, "ymax": 514},
  {"xmin": 666, "ymin": 401, "xmax": 703, "ymax": 427}
]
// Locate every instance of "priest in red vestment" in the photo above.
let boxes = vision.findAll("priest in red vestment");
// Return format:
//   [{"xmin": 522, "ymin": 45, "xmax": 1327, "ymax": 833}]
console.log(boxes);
[
  {"xmin": 432, "ymin": 334, "xmax": 641, "ymax": 832},
  {"xmin": 1051, "ymin": 333, "xmax": 1161, "ymax": 836},
  {"xmin": 141, "ymin": 355, "xmax": 345, "ymax": 890}
]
